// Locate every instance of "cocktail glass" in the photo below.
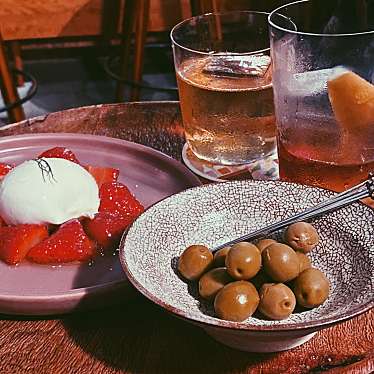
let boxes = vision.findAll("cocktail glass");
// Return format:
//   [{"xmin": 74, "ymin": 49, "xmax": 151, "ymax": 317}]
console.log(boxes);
[
  {"xmin": 171, "ymin": 11, "xmax": 275, "ymax": 165},
  {"xmin": 269, "ymin": 0, "xmax": 374, "ymax": 191}
]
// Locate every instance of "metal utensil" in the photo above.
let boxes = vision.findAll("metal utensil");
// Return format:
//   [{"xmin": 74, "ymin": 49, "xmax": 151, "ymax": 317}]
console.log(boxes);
[{"xmin": 213, "ymin": 175, "xmax": 374, "ymax": 252}]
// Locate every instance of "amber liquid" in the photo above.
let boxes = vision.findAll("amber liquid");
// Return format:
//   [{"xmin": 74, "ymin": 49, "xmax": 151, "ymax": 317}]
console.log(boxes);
[
  {"xmin": 177, "ymin": 57, "xmax": 276, "ymax": 165},
  {"xmin": 278, "ymin": 131, "xmax": 374, "ymax": 192}
]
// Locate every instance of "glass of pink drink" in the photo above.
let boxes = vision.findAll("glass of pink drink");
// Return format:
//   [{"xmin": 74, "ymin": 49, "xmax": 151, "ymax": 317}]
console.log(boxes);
[{"xmin": 171, "ymin": 11, "xmax": 276, "ymax": 165}]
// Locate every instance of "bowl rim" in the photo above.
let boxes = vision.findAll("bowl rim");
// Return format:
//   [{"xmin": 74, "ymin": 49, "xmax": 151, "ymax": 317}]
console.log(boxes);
[{"xmin": 120, "ymin": 180, "xmax": 374, "ymax": 332}]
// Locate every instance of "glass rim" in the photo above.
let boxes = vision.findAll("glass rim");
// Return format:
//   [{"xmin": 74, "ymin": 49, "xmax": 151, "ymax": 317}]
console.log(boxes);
[
  {"xmin": 269, "ymin": 0, "xmax": 374, "ymax": 37},
  {"xmin": 170, "ymin": 10, "xmax": 271, "ymax": 56}
]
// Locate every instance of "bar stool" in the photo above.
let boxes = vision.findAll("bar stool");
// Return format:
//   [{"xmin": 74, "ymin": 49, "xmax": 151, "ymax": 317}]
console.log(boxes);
[
  {"xmin": 113, "ymin": 0, "xmax": 220, "ymax": 103},
  {"xmin": 190, "ymin": 0, "xmax": 220, "ymax": 14},
  {"xmin": 0, "ymin": 29, "xmax": 25, "ymax": 123},
  {"xmin": 115, "ymin": 0, "xmax": 150, "ymax": 102}
]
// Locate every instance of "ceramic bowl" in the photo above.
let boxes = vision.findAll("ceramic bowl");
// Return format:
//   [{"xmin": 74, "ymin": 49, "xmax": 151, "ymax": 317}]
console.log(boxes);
[{"xmin": 120, "ymin": 180, "xmax": 374, "ymax": 352}]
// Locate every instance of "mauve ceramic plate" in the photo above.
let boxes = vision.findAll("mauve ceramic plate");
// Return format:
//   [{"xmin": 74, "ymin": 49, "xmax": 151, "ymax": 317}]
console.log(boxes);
[
  {"xmin": 0, "ymin": 133, "xmax": 201, "ymax": 315},
  {"xmin": 120, "ymin": 181, "xmax": 374, "ymax": 352}
]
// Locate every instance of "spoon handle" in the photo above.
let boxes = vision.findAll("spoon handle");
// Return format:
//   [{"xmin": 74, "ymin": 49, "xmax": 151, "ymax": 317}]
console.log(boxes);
[{"xmin": 213, "ymin": 176, "xmax": 374, "ymax": 252}]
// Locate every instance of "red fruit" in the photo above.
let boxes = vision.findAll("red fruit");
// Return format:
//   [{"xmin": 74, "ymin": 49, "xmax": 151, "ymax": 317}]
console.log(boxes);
[
  {"xmin": 0, "ymin": 216, "xmax": 5, "ymax": 227},
  {"xmin": 99, "ymin": 182, "xmax": 144, "ymax": 217},
  {"xmin": 27, "ymin": 220, "xmax": 95, "ymax": 264},
  {"xmin": 38, "ymin": 147, "xmax": 80, "ymax": 164},
  {"xmin": 84, "ymin": 212, "xmax": 134, "ymax": 251},
  {"xmin": 86, "ymin": 165, "xmax": 119, "ymax": 187},
  {"xmin": 0, "ymin": 163, "xmax": 13, "ymax": 179},
  {"xmin": 0, "ymin": 224, "xmax": 49, "ymax": 265}
]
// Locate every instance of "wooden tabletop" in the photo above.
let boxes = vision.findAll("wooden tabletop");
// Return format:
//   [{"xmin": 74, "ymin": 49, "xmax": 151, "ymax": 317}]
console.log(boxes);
[{"xmin": 0, "ymin": 102, "xmax": 373, "ymax": 374}]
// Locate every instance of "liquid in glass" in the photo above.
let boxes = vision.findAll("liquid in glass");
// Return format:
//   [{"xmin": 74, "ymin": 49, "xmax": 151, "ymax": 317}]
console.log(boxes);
[{"xmin": 176, "ymin": 54, "xmax": 276, "ymax": 165}]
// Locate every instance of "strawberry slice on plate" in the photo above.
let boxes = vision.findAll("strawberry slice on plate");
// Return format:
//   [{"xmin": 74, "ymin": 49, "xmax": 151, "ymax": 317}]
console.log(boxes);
[
  {"xmin": 38, "ymin": 147, "xmax": 80, "ymax": 164},
  {"xmin": 0, "ymin": 224, "xmax": 49, "ymax": 265},
  {"xmin": 0, "ymin": 163, "xmax": 13, "ymax": 179},
  {"xmin": 99, "ymin": 182, "xmax": 144, "ymax": 217},
  {"xmin": 84, "ymin": 212, "xmax": 135, "ymax": 251},
  {"xmin": 27, "ymin": 220, "xmax": 95, "ymax": 264},
  {"xmin": 86, "ymin": 165, "xmax": 119, "ymax": 187},
  {"xmin": 85, "ymin": 182, "xmax": 144, "ymax": 251}
]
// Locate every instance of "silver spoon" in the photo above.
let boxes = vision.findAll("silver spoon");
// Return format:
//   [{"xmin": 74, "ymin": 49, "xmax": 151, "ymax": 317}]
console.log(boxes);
[{"xmin": 213, "ymin": 174, "xmax": 374, "ymax": 252}]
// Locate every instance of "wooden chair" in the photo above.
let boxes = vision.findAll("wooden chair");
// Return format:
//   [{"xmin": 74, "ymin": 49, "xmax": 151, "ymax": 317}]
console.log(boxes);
[
  {"xmin": 190, "ymin": 0, "xmax": 220, "ymax": 14},
  {"xmin": 115, "ymin": 0, "xmax": 220, "ymax": 103},
  {"xmin": 115, "ymin": 0, "xmax": 150, "ymax": 102},
  {"xmin": 0, "ymin": 29, "xmax": 24, "ymax": 123}
]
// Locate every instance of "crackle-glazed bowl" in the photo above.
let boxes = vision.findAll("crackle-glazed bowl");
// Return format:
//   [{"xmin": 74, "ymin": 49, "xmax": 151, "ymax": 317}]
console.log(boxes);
[{"xmin": 120, "ymin": 180, "xmax": 374, "ymax": 353}]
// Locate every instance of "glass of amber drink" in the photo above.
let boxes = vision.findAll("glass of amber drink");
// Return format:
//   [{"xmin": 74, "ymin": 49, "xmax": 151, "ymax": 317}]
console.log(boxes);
[
  {"xmin": 269, "ymin": 0, "xmax": 374, "ymax": 191},
  {"xmin": 171, "ymin": 12, "xmax": 275, "ymax": 165}
]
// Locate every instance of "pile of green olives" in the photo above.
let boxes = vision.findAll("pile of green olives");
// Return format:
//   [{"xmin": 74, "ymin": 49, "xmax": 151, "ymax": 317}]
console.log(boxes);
[{"xmin": 177, "ymin": 221, "xmax": 330, "ymax": 322}]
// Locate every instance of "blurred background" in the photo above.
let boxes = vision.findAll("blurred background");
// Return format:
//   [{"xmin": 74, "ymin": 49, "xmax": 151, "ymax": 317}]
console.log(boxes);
[{"xmin": 0, "ymin": 0, "xmax": 293, "ymax": 125}]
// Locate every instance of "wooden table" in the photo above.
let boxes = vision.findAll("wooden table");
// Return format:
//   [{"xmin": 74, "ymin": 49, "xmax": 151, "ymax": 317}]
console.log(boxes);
[{"xmin": 0, "ymin": 102, "xmax": 373, "ymax": 374}]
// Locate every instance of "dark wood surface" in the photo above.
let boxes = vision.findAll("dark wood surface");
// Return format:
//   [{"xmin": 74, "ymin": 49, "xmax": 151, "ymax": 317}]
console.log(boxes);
[{"xmin": 0, "ymin": 102, "xmax": 373, "ymax": 374}]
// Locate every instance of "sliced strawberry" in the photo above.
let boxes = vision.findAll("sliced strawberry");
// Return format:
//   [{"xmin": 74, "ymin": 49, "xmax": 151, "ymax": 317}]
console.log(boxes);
[
  {"xmin": 99, "ymin": 182, "xmax": 144, "ymax": 217},
  {"xmin": 84, "ymin": 182, "xmax": 144, "ymax": 251},
  {"xmin": 84, "ymin": 212, "xmax": 134, "ymax": 251},
  {"xmin": 0, "ymin": 216, "xmax": 5, "ymax": 227},
  {"xmin": 0, "ymin": 163, "xmax": 14, "ymax": 179},
  {"xmin": 27, "ymin": 220, "xmax": 95, "ymax": 264},
  {"xmin": 86, "ymin": 165, "xmax": 119, "ymax": 187},
  {"xmin": 38, "ymin": 147, "xmax": 80, "ymax": 164},
  {"xmin": 0, "ymin": 224, "xmax": 49, "ymax": 265}
]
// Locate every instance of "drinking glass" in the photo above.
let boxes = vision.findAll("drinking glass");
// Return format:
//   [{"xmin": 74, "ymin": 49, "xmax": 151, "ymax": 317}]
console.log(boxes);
[
  {"xmin": 171, "ymin": 11, "xmax": 275, "ymax": 165},
  {"xmin": 269, "ymin": 0, "xmax": 374, "ymax": 191}
]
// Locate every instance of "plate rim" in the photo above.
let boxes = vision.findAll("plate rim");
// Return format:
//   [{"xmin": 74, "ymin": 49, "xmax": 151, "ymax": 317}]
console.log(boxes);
[
  {"xmin": 0, "ymin": 132, "xmax": 202, "ymax": 313},
  {"xmin": 120, "ymin": 179, "xmax": 374, "ymax": 333}
]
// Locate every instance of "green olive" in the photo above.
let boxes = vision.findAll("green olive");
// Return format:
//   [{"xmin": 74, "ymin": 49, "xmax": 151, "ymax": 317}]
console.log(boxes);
[
  {"xmin": 258, "ymin": 283, "xmax": 296, "ymax": 320},
  {"xmin": 251, "ymin": 270, "xmax": 272, "ymax": 290},
  {"xmin": 296, "ymin": 252, "xmax": 312, "ymax": 273},
  {"xmin": 293, "ymin": 268, "xmax": 330, "ymax": 308},
  {"xmin": 213, "ymin": 246, "xmax": 231, "ymax": 268},
  {"xmin": 256, "ymin": 238, "xmax": 277, "ymax": 253},
  {"xmin": 198, "ymin": 267, "xmax": 233, "ymax": 300},
  {"xmin": 225, "ymin": 242, "xmax": 261, "ymax": 280},
  {"xmin": 284, "ymin": 222, "xmax": 319, "ymax": 253},
  {"xmin": 262, "ymin": 243, "xmax": 299, "ymax": 282},
  {"xmin": 214, "ymin": 281, "xmax": 259, "ymax": 322},
  {"xmin": 177, "ymin": 245, "xmax": 213, "ymax": 281}
]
